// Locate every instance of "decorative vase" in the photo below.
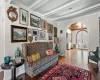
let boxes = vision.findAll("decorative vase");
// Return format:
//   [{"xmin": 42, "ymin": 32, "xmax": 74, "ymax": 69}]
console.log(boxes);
[
  {"xmin": 4, "ymin": 56, "xmax": 10, "ymax": 64},
  {"xmin": 28, "ymin": 36, "xmax": 33, "ymax": 43},
  {"xmin": 55, "ymin": 44, "xmax": 58, "ymax": 52},
  {"xmin": 15, "ymin": 47, "xmax": 20, "ymax": 59}
]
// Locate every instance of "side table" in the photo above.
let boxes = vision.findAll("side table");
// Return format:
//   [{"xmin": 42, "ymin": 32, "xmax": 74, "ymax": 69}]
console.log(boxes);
[{"xmin": 1, "ymin": 59, "xmax": 24, "ymax": 80}]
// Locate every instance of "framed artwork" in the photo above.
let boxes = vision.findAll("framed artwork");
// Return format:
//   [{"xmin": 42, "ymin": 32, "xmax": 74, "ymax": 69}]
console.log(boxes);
[
  {"xmin": 28, "ymin": 28, "xmax": 38, "ymax": 36},
  {"xmin": 48, "ymin": 33, "xmax": 53, "ymax": 40},
  {"xmin": 38, "ymin": 30, "xmax": 46, "ymax": 40},
  {"xmin": 54, "ymin": 27, "xmax": 57, "ymax": 37},
  {"xmin": 47, "ymin": 23, "xmax": 53, "ymax": 33},
  {"xmin": 11, "ymin": 25, "xmax": 27, "ymax": 42},
  {"xmin": 41, "ymin": 19, "xmax": 47, "ymax": 30},
  {"xmin": 30, "ymin": 14, "xmax": 41, "ymax": 28},
  {"xmin": 19, "ymin": 8, "xmax": 28, "ymax": 26}
]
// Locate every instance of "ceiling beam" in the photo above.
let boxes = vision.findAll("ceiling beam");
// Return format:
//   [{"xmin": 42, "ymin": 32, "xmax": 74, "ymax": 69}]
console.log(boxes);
[
  {"xmin": 29, "ymin": 0, "xmax": 49, "ymax": 10},
  {"xmin": 28, "ymin": 0, "xmax": 43, "ymax": 9},
  {"xmin": 51, "ymin": 3, "xmax": 100, "ymax": 20},
  {"xmin": 31, "ymin": 0, "xmax": 49, "ymax": 10},
  {"xmin": 43, "ymin": 0, "xmax": 80, "ymax": 16}
]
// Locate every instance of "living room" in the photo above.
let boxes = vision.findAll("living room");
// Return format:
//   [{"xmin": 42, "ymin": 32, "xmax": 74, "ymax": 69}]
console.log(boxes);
[{"xmin": 0, "ymin": 0, "xmax": 100, "ymax": 80}]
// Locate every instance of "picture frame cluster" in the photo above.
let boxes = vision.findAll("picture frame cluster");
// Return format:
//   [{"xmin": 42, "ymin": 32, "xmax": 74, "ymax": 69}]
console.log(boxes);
[{"xmin": 9, "ymin": 6, "xmax": 57, "ymax": 42}]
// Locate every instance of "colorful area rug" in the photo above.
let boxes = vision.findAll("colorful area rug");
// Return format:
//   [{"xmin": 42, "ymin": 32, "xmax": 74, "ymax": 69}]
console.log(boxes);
[{"xmin": 38, "ymin": 63, "xmax": 91, "ymax": 80}]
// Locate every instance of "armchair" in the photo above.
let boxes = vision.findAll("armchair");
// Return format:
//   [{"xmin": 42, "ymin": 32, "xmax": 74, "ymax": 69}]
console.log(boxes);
[{"xmin": 88, "ymin": 47, "xmax": 99, "ymax": 64}]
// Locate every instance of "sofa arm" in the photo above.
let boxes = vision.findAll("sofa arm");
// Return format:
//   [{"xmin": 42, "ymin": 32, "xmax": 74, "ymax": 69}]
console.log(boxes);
[{"xmin": 89, "ymin": 51, "xmax": 95, "ymax": 56}]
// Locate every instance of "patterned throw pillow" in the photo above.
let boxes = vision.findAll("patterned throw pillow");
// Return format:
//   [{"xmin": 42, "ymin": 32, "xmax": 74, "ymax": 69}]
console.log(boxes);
[
  {"xmin": 36, "ymin": 53, "xmax": 40, "ymax": 59},
  {"xmin": 31, "ymin": 53, "xmax": 40, "ymax": 61},
  {"xmin": 46, "ymin": 49, "xmax": 54, "ymax": 55},
  {"xmin": 27, "ymin": 56, "xmax": 33, "ymax": 63}
]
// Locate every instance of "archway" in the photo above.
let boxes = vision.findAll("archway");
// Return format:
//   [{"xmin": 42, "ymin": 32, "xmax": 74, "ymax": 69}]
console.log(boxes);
[{"xmin": 66, "ymin": 22, "xmax": 88, "ymax": 50}]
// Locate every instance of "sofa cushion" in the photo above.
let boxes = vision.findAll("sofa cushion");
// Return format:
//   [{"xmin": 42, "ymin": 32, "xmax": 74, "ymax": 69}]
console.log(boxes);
[
  {"xmin": 30, "ymin": 54, "xmax": 58, "ymax": 70},
  {"xmin": 46, "ymin": 49, "xmax": 54, "ymax": 55},
  {"xmin": 31, "ymin": 53, "xmax": 40, "ymax": 62}
]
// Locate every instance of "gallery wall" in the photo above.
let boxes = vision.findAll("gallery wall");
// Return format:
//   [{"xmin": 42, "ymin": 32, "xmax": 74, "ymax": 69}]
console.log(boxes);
[
  {"xmin": 4, "ymin": 3, "xmax": 57, "ymax": 80},
  {"xmin": 57, "ymin": 11, "xmax": 100, "ymax": 56}
]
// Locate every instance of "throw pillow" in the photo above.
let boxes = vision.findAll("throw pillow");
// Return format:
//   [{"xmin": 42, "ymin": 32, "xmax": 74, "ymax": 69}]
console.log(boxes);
[
  {"xmin": 31, "ymin": 53, "xmax": 40, "ymax": 61},
  {"xmin": 27, "ymin": 56, "xmax": 33, "ymax": 63},
  {"xmin": 36, "ymin": 53, "xmax": 40, "ymax": 59},
  {"xmin": 46, "ymin": 49, "xmax": 54, "ymax": 55}
]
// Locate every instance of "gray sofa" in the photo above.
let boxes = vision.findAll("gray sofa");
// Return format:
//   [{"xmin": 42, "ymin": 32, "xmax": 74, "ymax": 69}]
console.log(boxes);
[{"xmin": 22, "ymin": 42, "xmax": 58, "ymax": 77}]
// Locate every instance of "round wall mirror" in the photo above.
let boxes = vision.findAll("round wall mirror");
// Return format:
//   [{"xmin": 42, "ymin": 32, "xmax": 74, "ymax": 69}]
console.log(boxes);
[{"xmin": 7, "ymin": 6, "xmax": 18, "ymax": 22}]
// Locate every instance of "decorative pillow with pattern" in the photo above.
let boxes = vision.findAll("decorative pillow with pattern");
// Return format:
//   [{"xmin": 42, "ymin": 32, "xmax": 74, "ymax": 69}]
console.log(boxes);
[
  {"xmin": 46, "ymin": 49, "xmax": 54, "ymax": 55},
  {"xmin": 31, "ymin": 53, "xmax": 40, "ymax": 61}
]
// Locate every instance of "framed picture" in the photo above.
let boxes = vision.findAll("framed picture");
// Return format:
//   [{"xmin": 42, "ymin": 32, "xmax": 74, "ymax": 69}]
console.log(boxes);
[
  {"xmin": 38, "ymin": 30, "xmax": 46, "ymax": 40},
  {"xmin": 11, "ymin": 25, "xmax": 27, "ymax": 42},
  {"xmin": 54, "ymin": 27, "xmax": 57, "ymax": 37},
  {"xmin": 41, "ymin": 19, "xmax": 47, "ymax": 30},
  {"xmin": 47, "ymin": 23, "xmax": 53, "ymax": 33},
  {"xmin": 28, "ymin": 28, "xmax": 38, "ymax": 36},
  {"xmin": 19, "ymin": 8, "xmax": 28, "ymax": 26},
  {"xmin": 48, "ymin": 33, "xmax": 53, "ymax": 40},
  {"xmin": 30, "ymin": 14, "xmax": 41, "ymax": 28}
]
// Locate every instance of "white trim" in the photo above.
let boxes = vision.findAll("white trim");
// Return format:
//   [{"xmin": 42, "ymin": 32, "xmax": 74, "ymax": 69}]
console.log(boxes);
[
  {"xmin": 43, "ymin": 0, "xmax": 80, "ymax": 16},
  {"xmin": 32, "ymin": 0, "xmax": 49, "ymax": 10},
  {"xmin": 28, "ymin": 0, "xmax": 43, "ymax": 9},
  {"xmin": 51, "ymin": 3, "xmax": 100, "ymax": 20}
]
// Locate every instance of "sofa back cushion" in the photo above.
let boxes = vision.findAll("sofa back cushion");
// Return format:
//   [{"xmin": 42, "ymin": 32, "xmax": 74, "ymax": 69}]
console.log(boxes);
[{"xmin": 22, "ymin": 42, "xmax": 53, "ymax": 58}]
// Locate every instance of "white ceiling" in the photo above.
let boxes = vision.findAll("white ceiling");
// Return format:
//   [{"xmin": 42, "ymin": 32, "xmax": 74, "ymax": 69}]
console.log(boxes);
[{"xmin": 8, "ymin": 0, "xmax": 100, "ymax": 22}]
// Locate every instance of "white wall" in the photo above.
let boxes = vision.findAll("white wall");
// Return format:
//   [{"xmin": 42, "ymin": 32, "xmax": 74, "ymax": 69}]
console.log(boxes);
[
  {"xmin": 4, "ymin": 3, "xmax": 57, "ymax": 80},
  {"xmin": 57, "ymin": 11, "xmax": 100, "ymax": 56},
  {"xmin": 0, "ymin": 0, "xmax": 5, "ymax": 72}
]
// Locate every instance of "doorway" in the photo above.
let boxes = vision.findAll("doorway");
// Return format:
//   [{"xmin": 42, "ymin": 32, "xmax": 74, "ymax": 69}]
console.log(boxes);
[
  {"xmin": 66, "ymin": 22, "xmax": 88, "ymax": 50},
  {"xmin": 76, "ymin": 30, "xmax": 88, "ymax": 49}
]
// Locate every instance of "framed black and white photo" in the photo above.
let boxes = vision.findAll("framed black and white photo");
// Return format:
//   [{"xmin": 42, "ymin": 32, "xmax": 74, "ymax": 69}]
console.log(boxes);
[
  {"xmin": 19, "ymin": 8, "xmax": 28, "ymax": 26},
  {"xmin": 38, "ymin": 30, "xmax": 46, "ymax": 40},
  {"xmin": 28, "ymin": 28, "xmax": 38, "ymax": 36},
  {"xmin": 30, "ymin": 14, "xmax": 41, "ymax": 28}
]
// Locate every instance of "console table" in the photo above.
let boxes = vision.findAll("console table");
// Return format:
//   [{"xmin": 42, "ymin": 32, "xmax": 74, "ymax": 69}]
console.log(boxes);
[{"xmin": 1, "ymin": 59, "xmax": 24, "ymax": 80}]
